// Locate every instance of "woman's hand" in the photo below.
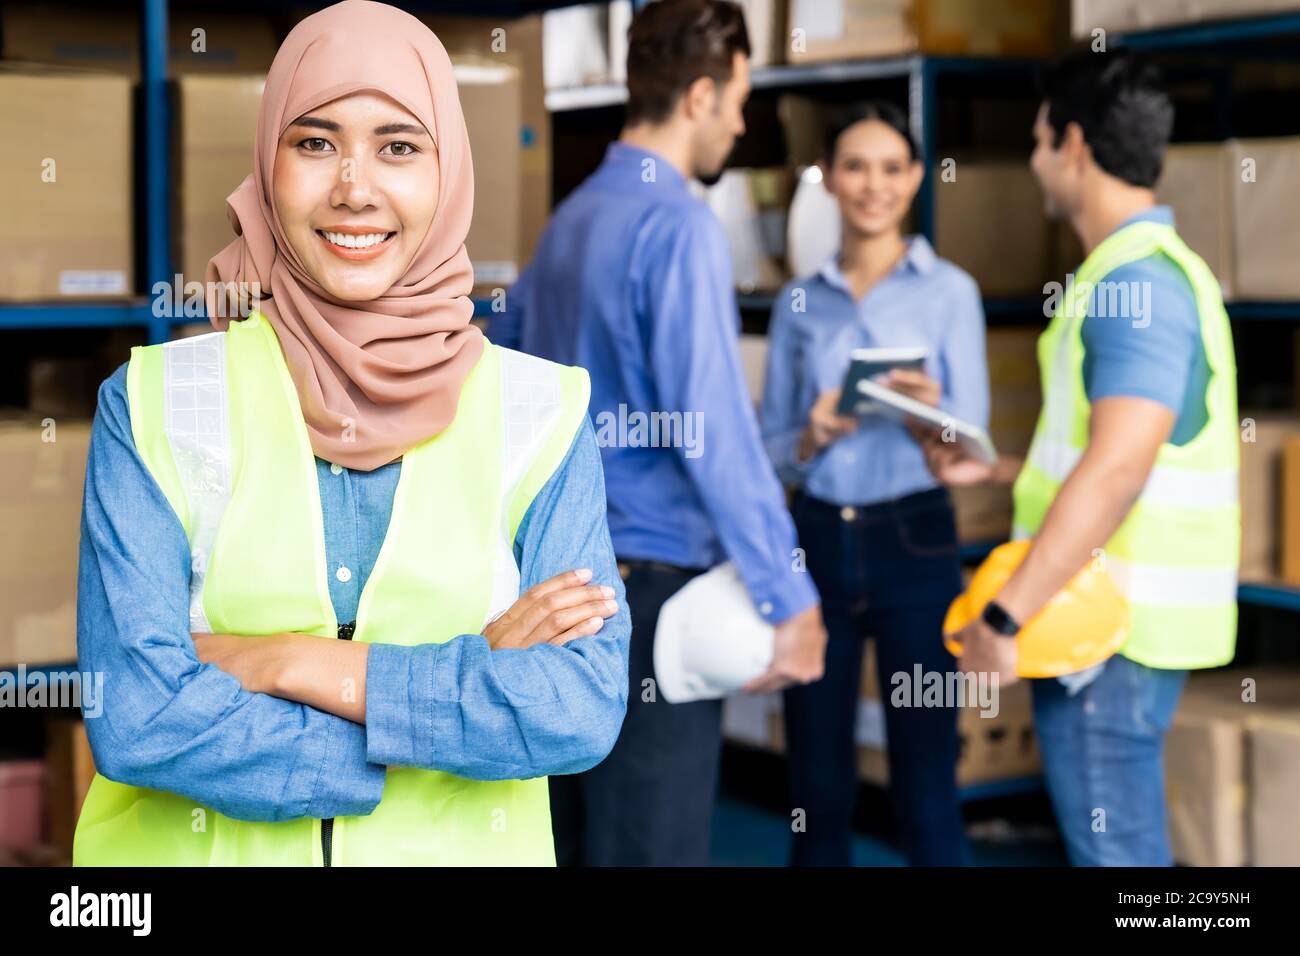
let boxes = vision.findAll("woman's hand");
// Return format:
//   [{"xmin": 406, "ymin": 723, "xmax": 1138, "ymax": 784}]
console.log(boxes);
[
  {"xmin": 483, "ymin": 568, "xmax": 619, "ymax": 650},
  {"xmin": 798, "ymin": 388, "xmax": 858, "ymax": 461},
  {"xmin": 192, "ymin": 631, "xmax": 310, "ymax": 695},
  {"xmin": 881, "ymin": 367, "xmax": 942, "ymax": 407}
]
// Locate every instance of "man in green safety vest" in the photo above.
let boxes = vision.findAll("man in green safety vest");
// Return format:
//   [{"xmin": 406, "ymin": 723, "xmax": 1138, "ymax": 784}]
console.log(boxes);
[{"xmin": 917, "ymin": 49, "xmax": 1239, "ymax": 866}]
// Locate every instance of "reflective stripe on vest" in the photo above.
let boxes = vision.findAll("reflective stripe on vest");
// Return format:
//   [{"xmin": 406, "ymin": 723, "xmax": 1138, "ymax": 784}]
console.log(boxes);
[
  {"xmin": 1011, "ymin": 220, "xmax": 1240, "ymax": 671},
  {"xmin": 161, "ymin": 332, "xmax": 231, "ymax": 633},
  {"xmin": 75, "ymin": 312, "xmax": 591, "ymax": 866}
]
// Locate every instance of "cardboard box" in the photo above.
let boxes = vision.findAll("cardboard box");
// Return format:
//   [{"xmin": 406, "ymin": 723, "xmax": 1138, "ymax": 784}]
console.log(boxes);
[
  {"xmin": 1072, "ymin": 0, "xmax": 1300, "ymax": 39},
  {"xmin": 1239, "ymin": 411, "xmax": 1300, "ymax": 581},
  {"xmin": 951, "ymin": 328, "xmax": 1042, "ymax": 544},
  {"xmin": 456, "ymin": 61, "xmax": 522, "ymax": 291},
  {"xmin": 0, "ymin": 414, "xmax": 91, "ymax": 669},
  {"xmin": 1165, "ymin": 666, "xmax": 1300, "ymax": 866},
  {"xmin": 174, "ymin": 74, "xmax": 265, "ymax": 285},
  {"xmin": 0, "ymin": 66, "xmax": 132, "ymax": 301},
  {"xmin": 934, "ymin": 159, "xmax": 1054, "ymax": 298},
  {"xmin": 1156, "ymin": 142, "xmax": 1235, "ymax": 300},
  {"xmin": 1283, "ymin": 438, "xmax": 1300, "ymax": 586},
  {"xmin": 787, "ymin": 0, "xmax": 1061, "ymax": 64},
  {"xmin": 1249, "ymin": 713, "xmax": 1300, "ymax": 866},
  {"xmin": 0, "ymin": 5, "xmax": 278, "ymax": 78},
  {"xmin": 44, "ymin": 717, "xmax": 96, "ymax": 856},
  {"xmin": 1228, "ymin": 137, "xmax": 1300, "ymax": 301},
  {"xmin": 420, "ymin": 15, "xmax": 551, "ymax": 263}
]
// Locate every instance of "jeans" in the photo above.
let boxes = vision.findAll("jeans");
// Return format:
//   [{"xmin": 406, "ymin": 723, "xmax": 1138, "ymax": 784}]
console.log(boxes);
[
  {"xmin": 1032, "ymin": 653, "xmax": 1187, "ymax": 866},
  {"xmin": 549, "ymin": 561, "xmax": 720, "ymax": 866},
  {"xmin": 783, "ymin": 488, "xmax": 968, "ymax": 866}
]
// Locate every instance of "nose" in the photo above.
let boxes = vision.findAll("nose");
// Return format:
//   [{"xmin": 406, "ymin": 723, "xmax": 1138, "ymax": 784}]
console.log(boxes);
[{"xmin": 330, "ymin": 154, "xmax": 379, "ymax": 211}]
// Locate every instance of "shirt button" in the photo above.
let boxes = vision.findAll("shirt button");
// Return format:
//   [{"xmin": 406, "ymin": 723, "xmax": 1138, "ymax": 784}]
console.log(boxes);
[
  {"xmin": 842, "ymin": 450, "xmax": 856, "ymax": 464},
  {"xmin": 330, "ymin": 462, "xmax": 343, "ymax": 475},
  {"xmin": 336, "ymin": 565, "xmax": 352, "ymax": 583},
  {"xmin": 759, "ymin": 601, "xmax": 774, "ymax": 616},
  {"xmin": 840, "ymin": 506, "xmax": 857, "ymax": 522}
]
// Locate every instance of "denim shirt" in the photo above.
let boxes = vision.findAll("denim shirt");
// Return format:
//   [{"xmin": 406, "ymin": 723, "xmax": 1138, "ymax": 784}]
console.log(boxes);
[{"xmin": 77, "ymin": 360, "xmax": 631, "ymax": 823}]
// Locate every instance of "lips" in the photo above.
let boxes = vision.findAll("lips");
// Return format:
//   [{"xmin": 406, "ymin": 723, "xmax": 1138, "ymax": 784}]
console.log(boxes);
[{"xmin": 315, "ymin": 228, "xmax": 397, "ymax": 262}]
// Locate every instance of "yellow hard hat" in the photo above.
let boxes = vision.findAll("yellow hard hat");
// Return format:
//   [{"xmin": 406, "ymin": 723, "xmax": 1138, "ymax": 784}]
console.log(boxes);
[{"xmin": 943, "ymin": 539, "xmax": 1129, "ymax": 678}]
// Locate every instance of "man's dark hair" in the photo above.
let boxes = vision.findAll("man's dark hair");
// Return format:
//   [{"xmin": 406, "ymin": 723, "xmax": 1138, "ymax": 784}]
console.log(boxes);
[
  {"xmin": 1038, "ymin": 49, "xmax": 1174, "ymax": 188},
  {"xmin": 822, "ymin": 100, "xmax": 918, "ymax": 164},
  {"xmin": 624, "ymin": 0, "xmax": 750, "ymax": 126}
]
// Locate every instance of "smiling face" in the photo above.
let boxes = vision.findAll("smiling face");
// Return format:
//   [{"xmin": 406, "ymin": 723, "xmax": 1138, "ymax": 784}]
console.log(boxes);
[
  {"xmin": 823, "ymin": 118, "xmax": 922, "ymax": 240},
  {"xmin": 272, "ymin": 92, "xmax": 440, "ymax": 301}
]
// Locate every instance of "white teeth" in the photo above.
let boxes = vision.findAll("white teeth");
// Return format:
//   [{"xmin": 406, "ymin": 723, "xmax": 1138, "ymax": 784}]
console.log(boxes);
[{"xmin": 322, "ymin": 231, "xmax": 390, "ymax": 249}]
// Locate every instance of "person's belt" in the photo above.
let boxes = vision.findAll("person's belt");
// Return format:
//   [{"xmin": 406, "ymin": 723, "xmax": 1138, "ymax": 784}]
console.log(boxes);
[
  {"xmin": 615, "ymin": 557, "xmax": 709, "ymax": 581},
  {"xmin": 792, "ymin": 486, "xmax": 951, "ymax": 524}
]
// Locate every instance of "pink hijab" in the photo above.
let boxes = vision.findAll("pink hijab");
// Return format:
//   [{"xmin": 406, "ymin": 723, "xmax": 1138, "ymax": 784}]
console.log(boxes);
[{"xmin": 206, "ymin": 0, "xmax": 483, "ymax": 472}]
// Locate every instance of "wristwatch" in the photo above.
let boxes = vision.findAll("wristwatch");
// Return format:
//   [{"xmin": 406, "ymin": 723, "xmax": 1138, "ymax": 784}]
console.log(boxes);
[{"xmin": 981, "ymin": 600, "xmax": 1021, "ymax": 637}]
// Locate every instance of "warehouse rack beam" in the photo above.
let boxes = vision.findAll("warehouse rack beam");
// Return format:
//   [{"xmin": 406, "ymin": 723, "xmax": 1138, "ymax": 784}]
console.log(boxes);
[{"xmin": 1116, "ymin": 12, "xmax": 1300, "ymax": 49}]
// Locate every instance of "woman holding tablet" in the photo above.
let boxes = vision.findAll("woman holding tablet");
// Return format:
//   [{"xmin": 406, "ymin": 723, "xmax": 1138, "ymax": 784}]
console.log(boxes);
[{"xmin": 760, "ymin": 102, "xmax": 989, "ymax": 866}]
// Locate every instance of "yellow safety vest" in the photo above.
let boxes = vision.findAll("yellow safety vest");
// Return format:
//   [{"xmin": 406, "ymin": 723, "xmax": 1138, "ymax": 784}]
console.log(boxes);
[
  {"xmin": 74, "ymin": 310, "xmax": 591, "ymax": 865},
  {"xmin": 1012, "ymin": 220, "xmax": 1240, "ymax": 670}
]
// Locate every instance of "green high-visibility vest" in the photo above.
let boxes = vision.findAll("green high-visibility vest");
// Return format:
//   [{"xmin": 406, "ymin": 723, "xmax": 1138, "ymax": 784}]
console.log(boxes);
[
  {"xmin": 1011, "ymin": 220, "xmax": 1240, "ymax": 670},
  {"xmin": 74, "ymin": 311, "xmax": 591, "ymax": 865}
]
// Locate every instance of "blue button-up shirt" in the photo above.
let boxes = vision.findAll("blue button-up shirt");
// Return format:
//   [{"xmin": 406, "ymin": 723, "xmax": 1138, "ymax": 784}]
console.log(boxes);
[
  {"xmin": 77, "ymin": 360, "xmax": 630, "ymax": 823},
  {"xmin": 491, "ymin": 142, "xmax": 817, "ymax": 624},
  {"xmin": 760, "ymin": 238, "xmax": 990, "ymax": 507}
]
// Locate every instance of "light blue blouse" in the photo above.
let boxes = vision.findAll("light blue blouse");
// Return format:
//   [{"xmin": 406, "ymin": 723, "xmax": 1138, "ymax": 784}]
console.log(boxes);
[{"xmin": 760, "ymin": 237, "xmax": 990, "ymax": 507}]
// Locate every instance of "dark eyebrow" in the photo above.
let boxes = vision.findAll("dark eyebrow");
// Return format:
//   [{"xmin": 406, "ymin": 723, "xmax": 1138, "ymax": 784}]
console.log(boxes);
[
  {"xmin": 291, "ymin": 116, "xmax": 341, "ymax": 132},
  {"xmin": 373, "ymin": 122, "xmax": 430, "ymax": 137}
]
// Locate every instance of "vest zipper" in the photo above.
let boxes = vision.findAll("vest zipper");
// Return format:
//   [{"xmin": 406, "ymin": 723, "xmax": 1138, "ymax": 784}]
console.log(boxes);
[{"xmin": 321, "ymin": 619, "xmax": 357, "ymax": 867}]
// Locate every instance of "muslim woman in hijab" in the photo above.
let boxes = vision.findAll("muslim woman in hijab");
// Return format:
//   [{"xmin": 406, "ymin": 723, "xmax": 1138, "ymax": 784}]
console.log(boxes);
[{"xmin": 73, "ymin": 0, "xmax": 630, "ymax": 867}]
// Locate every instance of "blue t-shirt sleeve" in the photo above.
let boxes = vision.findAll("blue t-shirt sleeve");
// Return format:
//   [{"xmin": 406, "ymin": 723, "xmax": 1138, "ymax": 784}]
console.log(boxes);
[{"xmin": 1081, "ymin": 257, "xmax": 1201, "ymax": 414}]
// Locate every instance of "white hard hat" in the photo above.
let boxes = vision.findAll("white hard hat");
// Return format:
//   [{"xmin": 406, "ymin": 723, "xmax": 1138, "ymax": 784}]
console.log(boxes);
[{"xmin": 654, "ymin": 563, "xmax": 775, "ymax": 703}]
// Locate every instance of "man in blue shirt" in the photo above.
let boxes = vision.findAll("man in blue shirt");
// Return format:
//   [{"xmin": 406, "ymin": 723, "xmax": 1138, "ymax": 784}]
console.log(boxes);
[{"xmin": 492, "ymin": 0, "xmax": 825, "ymax": 866}]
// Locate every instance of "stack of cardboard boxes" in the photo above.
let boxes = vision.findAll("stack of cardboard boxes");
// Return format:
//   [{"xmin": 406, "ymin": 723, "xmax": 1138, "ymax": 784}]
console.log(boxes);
[{"xmin": 1166, "ymin": 665, "xmax": 1300, "ymax": 866}]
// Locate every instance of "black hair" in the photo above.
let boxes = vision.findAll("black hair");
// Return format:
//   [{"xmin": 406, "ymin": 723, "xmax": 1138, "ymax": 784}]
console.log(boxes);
[
  {"xmin": 822, "ymin": 100, "xmax": 918, "ymax": 165},
  {"xmin": 625, "ymin": 0, "xmax": 751, "ymax": 126},
  {"xmin": 1038, "ymin": 48, "xmax": 1174, "ymax": 188}
]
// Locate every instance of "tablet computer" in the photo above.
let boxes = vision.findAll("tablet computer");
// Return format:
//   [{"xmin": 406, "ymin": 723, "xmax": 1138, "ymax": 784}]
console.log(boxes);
[
  {"xmin": 854, "ymin": 378, "xmax": 998, "ymax": 467},
  {"xmin": 836, "ymin": 347, "xmax": 928, "ymax": 416}
]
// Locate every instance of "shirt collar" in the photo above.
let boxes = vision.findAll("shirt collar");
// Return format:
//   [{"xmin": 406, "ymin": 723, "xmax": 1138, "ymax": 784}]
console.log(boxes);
[
  {"xmin": 1114, "ymin": 204, "xmax": 1176, "ymax": 234},
  {"xmin": 602, "ymin": 142, "xmax": 690, "ymax": 194},
  {"xmin": 817, "ymin": 235, "xmax": 937, "ymax": 293}
]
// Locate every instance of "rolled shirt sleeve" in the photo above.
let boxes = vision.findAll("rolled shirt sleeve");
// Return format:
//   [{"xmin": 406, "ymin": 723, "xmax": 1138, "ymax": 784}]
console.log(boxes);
[
  {"xmin": 363, "ymin": 415, "xmax": 632, "ymax": 779},
  {"xmin": 77, "ymin": 365, "xmax": 386, "ymax": 823},
  {"xmin": 644, "ymin": 207, "xmax": 818, "ymax": 624}
]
